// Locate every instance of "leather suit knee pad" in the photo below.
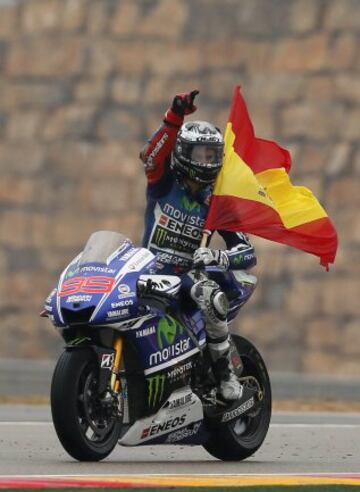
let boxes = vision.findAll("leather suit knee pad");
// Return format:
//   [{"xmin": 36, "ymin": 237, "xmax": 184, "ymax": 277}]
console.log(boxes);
[{"xmin": 190, "ymin": 279, "xmax": 229, "ymax": 323}]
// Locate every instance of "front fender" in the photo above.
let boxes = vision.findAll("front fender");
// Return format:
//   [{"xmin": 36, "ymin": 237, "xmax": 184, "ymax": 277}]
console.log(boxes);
[{"xmin": 65, "ymin": 341, "xmax": 116, "ymax": 395}]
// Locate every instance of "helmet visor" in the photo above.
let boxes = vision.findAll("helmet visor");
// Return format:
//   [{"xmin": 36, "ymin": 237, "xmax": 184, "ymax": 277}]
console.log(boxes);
[
  {"xmin": 191, "ymin": 145, "xmax": 222, "ymax": 166},
  {"xmin": 179, "ymin": 142, "xmax": 223, "ymax": 168},
  {"xmin": 173, "ymin": 139, "xmax": 224, "ymax": 184}
]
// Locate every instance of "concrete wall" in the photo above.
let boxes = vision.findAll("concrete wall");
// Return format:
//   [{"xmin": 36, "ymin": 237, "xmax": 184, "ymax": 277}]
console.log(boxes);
[{"xmin": 0, "ymin": 0, "xmax": 359, "ymax": 374}]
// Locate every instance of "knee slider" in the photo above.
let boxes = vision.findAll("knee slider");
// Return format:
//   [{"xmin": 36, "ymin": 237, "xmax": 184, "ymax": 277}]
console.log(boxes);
[
  {"xmin": 190, "ymin": 279, "xmax": 219, "ymax": 304},
  {"xmin": 191, "ymin": 279, "xmax": 228, "ymax": 323},
  {"xmin": 212, "ymin": 290, "xmax": 229, "ymax": 320}
]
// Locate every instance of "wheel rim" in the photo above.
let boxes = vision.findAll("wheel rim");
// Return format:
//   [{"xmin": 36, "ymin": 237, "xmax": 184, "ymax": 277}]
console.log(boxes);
[
  {"xmin": 77, "ymin": 364, "xmax": 117, "ymax": 444},
  {"xmin": 229, "ymin": 355, "xmax": 271, "ymax": 445}
]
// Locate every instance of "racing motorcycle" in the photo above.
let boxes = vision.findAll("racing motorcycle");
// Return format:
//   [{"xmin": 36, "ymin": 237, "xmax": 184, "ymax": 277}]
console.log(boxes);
[{"xmin": 42, "ymin": 231, "xmax": 271, "ymax": 462}]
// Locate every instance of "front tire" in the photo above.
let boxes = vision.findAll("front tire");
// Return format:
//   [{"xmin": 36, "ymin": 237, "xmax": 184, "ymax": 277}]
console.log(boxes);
[
  {"xmin": 51, "ymin": 349, "xmax": 122, "ymax": 461},
  {"xmin": 203, "ymin": 335, "xmax": 272, "ymax": 461}
]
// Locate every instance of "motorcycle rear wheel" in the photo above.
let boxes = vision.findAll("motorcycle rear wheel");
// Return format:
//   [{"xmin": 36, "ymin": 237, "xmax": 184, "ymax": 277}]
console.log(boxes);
[
  {"xmin": 51, "ymin": 349, "xmax": 122, "ymax": 461},
  {"xmin": 203, "ymin": 335, "xmax": 272, "ymax": 461}
]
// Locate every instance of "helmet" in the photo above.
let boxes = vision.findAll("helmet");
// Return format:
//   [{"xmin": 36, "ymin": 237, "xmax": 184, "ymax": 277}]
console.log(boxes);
[{"xmin": 171, "ymin": 121, "xmax": 224, "ymax": 185}]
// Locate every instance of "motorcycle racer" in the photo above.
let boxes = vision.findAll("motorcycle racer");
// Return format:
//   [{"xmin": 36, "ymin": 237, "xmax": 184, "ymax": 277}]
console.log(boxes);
[{"xmin": 140, "ymin": 90, "xmax": 257, "ymax": 401}]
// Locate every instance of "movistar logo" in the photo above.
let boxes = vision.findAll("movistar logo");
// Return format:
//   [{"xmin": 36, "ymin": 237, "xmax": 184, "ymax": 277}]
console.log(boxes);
[
  {"xmin": 181, "ymin": 196, "xmax": 201, "ymax": 213},
  {"xmin": 149, "ymin": 316, "xmax": 189, "ymax": 367},
  {"xmin": 157, "ymin": 315, "xmax": 183, "ymax": 349},
  {"xmin": 66, "ymin": 267, "xmax": 78, "ymax": 278},
  {"xmin": 147, "ymin": 374, "xmax": 165, "ymax": 407}
]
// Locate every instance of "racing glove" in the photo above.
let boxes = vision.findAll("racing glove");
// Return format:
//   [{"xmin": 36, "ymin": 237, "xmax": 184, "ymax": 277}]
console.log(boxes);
[
  {"xmin": 164, "ymin": 90, "xmax": 199, "ymax": 126},
  {"xmin": 193, "ymin": 247, "xmax": 230, "ymax": 270}
]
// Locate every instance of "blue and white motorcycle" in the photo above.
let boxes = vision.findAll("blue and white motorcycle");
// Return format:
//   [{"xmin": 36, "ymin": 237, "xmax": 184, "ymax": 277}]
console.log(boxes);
[{"xmin": 43, "ymin": 231, "xmax": 271, "ymax": 462}]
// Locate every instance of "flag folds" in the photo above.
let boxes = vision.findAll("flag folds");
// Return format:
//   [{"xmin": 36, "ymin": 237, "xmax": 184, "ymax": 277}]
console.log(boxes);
[{"xmin": 205, "ymin": 86, "xmax": 338, "ymax": 268}]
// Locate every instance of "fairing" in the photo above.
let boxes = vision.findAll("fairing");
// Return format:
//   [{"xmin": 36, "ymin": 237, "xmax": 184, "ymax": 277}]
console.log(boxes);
[{"xmin": 46, "ymin": 231, "xmax": 156, "ymax": 327}]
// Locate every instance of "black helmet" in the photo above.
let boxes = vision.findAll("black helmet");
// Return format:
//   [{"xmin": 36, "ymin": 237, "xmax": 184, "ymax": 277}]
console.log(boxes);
[{"xmin": 171, "ymin": 121, "xmax": 224, "ymax": 185}]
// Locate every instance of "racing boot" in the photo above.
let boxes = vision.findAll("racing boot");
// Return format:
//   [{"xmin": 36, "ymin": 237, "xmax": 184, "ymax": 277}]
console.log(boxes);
[
  {"xmin": 208, "ymin": 336, "xmax": 243, "ymax": 401},
  {"xmin": 190, "ymin": 279, "xmax": 243, "ymax": 401}
]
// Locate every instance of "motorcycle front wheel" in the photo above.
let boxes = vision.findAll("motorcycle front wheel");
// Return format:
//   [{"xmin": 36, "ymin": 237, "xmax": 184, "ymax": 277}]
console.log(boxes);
[
  {"xmin": 203, "ymin": 335, "xmax": 272, "ymax": 461},
  {"xmin": 51, "ymin": 348, "xmax": 122, "ymax": 461}
]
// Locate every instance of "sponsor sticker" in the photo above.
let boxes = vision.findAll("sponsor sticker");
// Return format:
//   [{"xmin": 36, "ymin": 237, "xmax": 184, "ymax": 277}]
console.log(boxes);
[
  {"xmin": 79, "ymin": 266, "xmax": 116, "ymax": 274},
  {"xmin": 147, "ymin": 374, "xmax": 165, "ymax": 407},
  {"xmin": 120, "ymin": 248, "xmax": 137, "ymax": 262},
  {"xmin": 66, "ymin": 267, "xmax": 79, "ymax": 278},
  {"xmin": 152, "ymin": 225, "xmax": 200, "ymax": 253},
  {"xmin": 148, "ymin": 316, "xmax": 191, "ymax": 367},
  {"xmin": 118, "ymin": 284, "xmax": 131, "ymax": 294},
  {"xmin": 111, "ymin": 299, "xmax": 133, "ymax": 309},
  {"xmin": 66, "ymin": 294, "xmax": 92, "ymax": 303},
  {"xmin": 101, "ymin": 353, "xmax": 114, "ymax": 369},
  {"xmin": 163, "ymin": 203, "xmax": 205, "ymax": 227},
  {"xmin": 167, "ymin": 361, "xmax": 192, "ymax": 382},
  {"xmin": 157, "ymin": 316, "xmax": 180, "ymax": 349},
  {"xmin": 145, "ymin": 133, "xmax": 169, "ymax": 170},
  {"xmin": 118, "ymin": 284, "xmax": 136, "ymax": 299},
  {"xmin": 136, "ymin": 325, "xmax": 156, "ymax": 338},
  {"xmin": 46, "ymin": 289, "xmax": 56, "ymax": 304},
  {"xmin": 167, "ymin": 392, "xmax": 192, "ymax": 410},
  {"xmin": 127, "ymin": 250, "xmax": 153, "ymax": 271},
  {"xmin": 221, "ymin": 397, "xmax": 255, "ymax": 423},
  {"xmin": 149, "ymin": 338, "xmax": 190, "ymax": 367},
  {"xmin": 155, "ymin": 252, "xmax": 192, "ymax": 267},
  {"xmin": 107, "ymin": 308, "xmax": 129, "ymax": 318},
  {"xmin": 141, "ymin": 414, "xmax": 186, "ymax": 439},
  {"xmin": 165, "ymin": 422, "xmax": 201, "ymax": 443}
]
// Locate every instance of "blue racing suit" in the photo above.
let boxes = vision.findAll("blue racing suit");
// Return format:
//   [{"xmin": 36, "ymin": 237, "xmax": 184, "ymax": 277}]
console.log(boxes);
[
  {"xmin": 140, "ymin": 112, "xmax": 256, "ymax": 277},
  {"xmin": 140, "ymin": 104, "xmax": 258, "ymax": 369}
]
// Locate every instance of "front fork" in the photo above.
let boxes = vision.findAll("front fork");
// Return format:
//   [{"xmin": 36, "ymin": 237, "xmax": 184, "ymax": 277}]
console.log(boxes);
[{"xmin": 111, "ymin": 335, "xmax": 123, "ymax": 393}]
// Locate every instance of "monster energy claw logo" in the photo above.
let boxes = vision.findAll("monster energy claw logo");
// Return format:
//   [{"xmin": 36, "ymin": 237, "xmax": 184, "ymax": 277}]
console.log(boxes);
[
  {"xmin": 147, "ymin": 374, "xmax": 165, "ymax": 407},
  {"xmin": 181, "ymin": 196, "xmax": 201, "ymax": 213},
  {"xmin": 155, "ymin": 228, "xmax": 168, "ymax": 246}
]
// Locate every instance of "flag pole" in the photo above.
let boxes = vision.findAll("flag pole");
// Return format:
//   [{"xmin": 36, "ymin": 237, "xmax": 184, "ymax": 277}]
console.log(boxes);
[{"xmin": 200, "ymin": 229, "xmax": 211, "ymax": 248}]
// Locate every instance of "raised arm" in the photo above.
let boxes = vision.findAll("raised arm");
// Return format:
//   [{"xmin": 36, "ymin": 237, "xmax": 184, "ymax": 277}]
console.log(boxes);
[{"xmin": 140, "ymin": 90, "xmax": 199, "ymax": 184}]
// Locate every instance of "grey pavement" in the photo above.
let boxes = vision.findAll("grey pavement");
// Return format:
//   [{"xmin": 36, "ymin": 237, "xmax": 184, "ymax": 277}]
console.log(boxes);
[
  {"xmin": 1, "ymin": 357, "xmax": 360, "ymax": 401},
  {"xmin": 0, "ymin": 407, "xmax": 359, "ymax": 474}
]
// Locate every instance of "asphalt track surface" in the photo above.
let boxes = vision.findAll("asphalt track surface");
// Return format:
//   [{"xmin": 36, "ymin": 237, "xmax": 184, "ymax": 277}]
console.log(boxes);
[{"xmin": 0, "ymin": 405, "xmax": 359, "ymax": 482}]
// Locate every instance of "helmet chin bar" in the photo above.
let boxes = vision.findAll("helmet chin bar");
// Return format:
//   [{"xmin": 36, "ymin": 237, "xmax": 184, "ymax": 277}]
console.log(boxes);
[
  {"xmin": 171, "ymin": 153, "xmax": 221, "ymax": 186},
  {"xmin": 184, "ymin": 177, "xmax": 206, "ymax": 193}
]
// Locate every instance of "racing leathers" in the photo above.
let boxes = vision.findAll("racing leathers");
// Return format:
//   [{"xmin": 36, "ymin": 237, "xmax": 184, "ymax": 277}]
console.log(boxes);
[{"xmin": 140, "ymin": 100, "xmax": 257, "ymax": 400}]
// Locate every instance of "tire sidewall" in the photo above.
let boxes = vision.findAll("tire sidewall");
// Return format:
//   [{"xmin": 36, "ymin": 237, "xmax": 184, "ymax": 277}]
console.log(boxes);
[
  {"xmin": 203, "ymin": 335, "xmax": 272, "ymax": 461},
  {"xmin": 51, "ymin": 348, "xmax": 121, "ymax": 461}
]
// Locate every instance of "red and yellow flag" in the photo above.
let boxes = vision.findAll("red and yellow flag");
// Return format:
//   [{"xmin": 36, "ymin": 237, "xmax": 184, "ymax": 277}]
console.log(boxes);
[{"xmin": 205, "ymin": 86, "xmax": 338, "ymax": 269}]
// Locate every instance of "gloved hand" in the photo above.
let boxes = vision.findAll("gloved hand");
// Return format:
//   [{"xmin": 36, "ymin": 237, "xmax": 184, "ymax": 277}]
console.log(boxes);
[
  {"xmin": 193, "ymin": 248, "xmax": 230, "ymax": 270},
  {"xmin": 164, "ymin": 90, "xmax": 199, "ymax": 126},
  {"xmin": 171, "ymin": 90, "xmax": 199, "ymax": 116}
]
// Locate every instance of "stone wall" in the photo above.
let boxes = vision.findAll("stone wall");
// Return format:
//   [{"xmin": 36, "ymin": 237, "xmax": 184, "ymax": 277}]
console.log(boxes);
[{"xmin": 0, "ymin": 0, "xmax": 359, "ymax": 374}]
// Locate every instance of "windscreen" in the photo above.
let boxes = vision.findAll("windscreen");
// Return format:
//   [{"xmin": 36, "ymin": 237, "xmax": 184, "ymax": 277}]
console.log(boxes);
[{"xmin": 79, "ymin": 231, "xmax": 132, "ymax": 265}]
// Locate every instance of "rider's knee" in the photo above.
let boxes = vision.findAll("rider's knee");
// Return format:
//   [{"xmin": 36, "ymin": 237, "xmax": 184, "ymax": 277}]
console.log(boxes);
[
  {"xmin": 190, "ymin": 279, "xmax": 229, "ymax": 324},
  {"xmin": 233, "ymin": 270, "xmax": 257, "ymax": 291}
]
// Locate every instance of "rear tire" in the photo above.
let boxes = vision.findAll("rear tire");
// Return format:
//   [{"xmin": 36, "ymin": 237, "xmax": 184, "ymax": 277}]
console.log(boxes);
[
  {"xmin": 203, "ymin": 335, "xmax": 271, "ymax": 461},
  {"xmin": 51, "ymin": 349, "xmax": 121, "ymax": 461}
]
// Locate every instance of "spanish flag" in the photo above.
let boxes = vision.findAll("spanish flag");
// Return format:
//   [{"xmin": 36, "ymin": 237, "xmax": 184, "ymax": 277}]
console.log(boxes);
[{"xmin": 205, "ymin": 86, "xmax": 338, "ymax": 269}]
